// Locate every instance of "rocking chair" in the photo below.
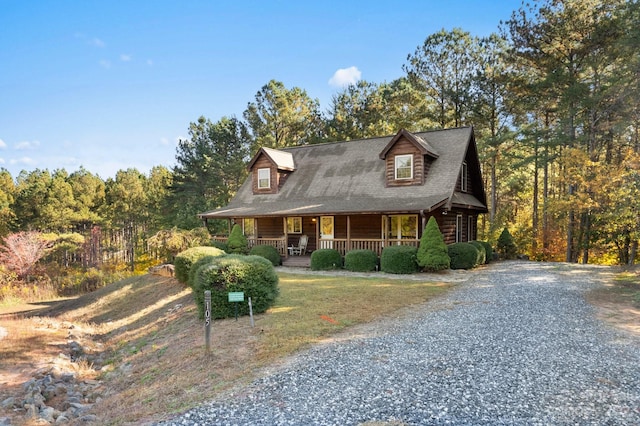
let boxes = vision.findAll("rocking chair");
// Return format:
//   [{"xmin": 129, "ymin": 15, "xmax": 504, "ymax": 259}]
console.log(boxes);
[{"xmin": 289, "ymin": 235, "xmax": 308, "ymax": 256}]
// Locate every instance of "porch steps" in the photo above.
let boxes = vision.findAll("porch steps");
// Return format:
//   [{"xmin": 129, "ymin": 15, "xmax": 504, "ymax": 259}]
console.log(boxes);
[{"xmin": 281, "ymin": 255, "xmax": 311, "ymax": 268}]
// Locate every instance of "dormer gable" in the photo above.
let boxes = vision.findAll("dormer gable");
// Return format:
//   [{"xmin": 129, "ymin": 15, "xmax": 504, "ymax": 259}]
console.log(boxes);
[
  {"xmin": 379, "ymin": 129, "xmax": 440, "ymax": 187},
  {"xmin": 247, "ymin": 147, "xmax": 295, "ymax": 194}
]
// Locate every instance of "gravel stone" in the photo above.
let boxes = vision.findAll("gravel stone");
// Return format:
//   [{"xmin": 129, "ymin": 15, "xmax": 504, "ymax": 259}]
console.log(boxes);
[{"xmin": 160, "ymin": 261, "xmax": 640, "ymax": 425}]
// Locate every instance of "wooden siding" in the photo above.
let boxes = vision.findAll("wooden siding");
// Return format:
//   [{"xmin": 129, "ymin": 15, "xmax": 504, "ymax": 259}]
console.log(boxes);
[
  {"xmin": 385, "ymin": 138, "xmax": 424, "ymax": 187},
  {"xmin": 255, "ymin": 217, "xmax": 283, "ymax": 238},
  {"xmin": 251, "ymin": 155, "xmax": 277, "ymax": 194}
]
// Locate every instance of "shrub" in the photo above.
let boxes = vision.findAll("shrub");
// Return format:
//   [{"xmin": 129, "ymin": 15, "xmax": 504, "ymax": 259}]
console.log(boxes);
[
  {"xmin": 210, "ymin": 240, "xmax": 228, "ymax": 252},
  {"xmin": 187, "ymin": 255, "xmax": 219, "ymax": 288},
  {"xmin": 469, "ymin": 241, "xmax": 486, "ymax": 266},
  {"xmin": 448, "ymin": 242, "xmax": 480, "ymax": 270},
  {"xmin": 227, "ymin": 224, "xmax": 249, "ymax": 254},
  {"xmin": 380, "ymin": 245, "xmax": 419, "ymax": 274},
  {"xmin": 344, "ymin": 250, "xmax": 378, "ymax": 272},
  {"xmin": 192, "ymin": 255, "xmax": 279, "ymax": 319},
  {"xmin": 497, "ymin": 228, "xmax": 517, "ymax": 259},
  {"xmin": 310, "ymin": 249, "xmax": 343, "ymax": 270},
  {"xmin": 174, "ymin": 246, "xmax": 226, "ymax": 284},
  {"xmin": 249, "ymin": 245, "xmax": 282, "ymax": 266},
  {"xmin": 476, "ymin": 241, "xmax": 493, "ymax": 264},
  {"xmin": 416, "ymin": 217, "xmax": 450, "ymax": 271}
]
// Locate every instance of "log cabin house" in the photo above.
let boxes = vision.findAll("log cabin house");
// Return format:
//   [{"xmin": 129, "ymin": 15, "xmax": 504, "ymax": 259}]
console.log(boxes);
[{"xmin": 199, "ymin": 127, "xmax": 487, "ymax": 258}]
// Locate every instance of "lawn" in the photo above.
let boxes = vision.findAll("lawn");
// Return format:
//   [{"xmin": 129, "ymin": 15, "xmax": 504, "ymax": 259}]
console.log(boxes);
[{"xmin": 0, "ymin": 270, "xmax": 452, "ymax": 425}]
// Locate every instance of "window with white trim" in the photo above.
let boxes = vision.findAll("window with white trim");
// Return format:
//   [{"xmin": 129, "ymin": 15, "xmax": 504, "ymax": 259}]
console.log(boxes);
[
  {"xmin": 395, "ymin": 154, "xmax": 413, "ymax": 180},
  {"xmin": 257, "ymin": 168, "xmax": 270, "ymax": 189},
  {"xmin": 243, "ymin": 218, "xmax": 256, "ymax": 238},
  {"xmin": 388, "ymin": 215, "xmax": 418, "ymax": 240},
  {"xmin": 456, "ymin": 214, "xmax": 463, "ymax": 243},
  {"xmin": 286, "ymin": 217, "xmax": 302, "ymax": 234},
  {"xmin": 461, "ymin": 162, "xmax": 468, "ymax": 192}
]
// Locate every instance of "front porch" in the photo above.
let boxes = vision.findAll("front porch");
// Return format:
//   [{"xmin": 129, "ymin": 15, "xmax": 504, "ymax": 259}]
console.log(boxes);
[{"xmin": 211, "ymin": 235, "xmax": 419, "ymax": 258}]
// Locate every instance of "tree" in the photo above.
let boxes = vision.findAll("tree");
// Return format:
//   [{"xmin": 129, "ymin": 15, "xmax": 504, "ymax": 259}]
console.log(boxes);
[
  {"xmin": 326, "ymin": 80, "xmax": 389, "ymax": 141},
  {"xmin": 227, "ymin": 224, "xmax": 248, "ymax": 254},
  {"xmin": 0, "ymin": 169, "xmax": 16, "ymax": 236},
  {"xmin": 0, "ymin": 231, "xmax": 49, "ymax": 281},
  {"xmin": 169, "ymin": 116, "xmax": 250, "ymax": 230},
  {"xmin": 244, "ymin": 79, "xmax": 324, "ymax": 151},
  {"xmin": 13, "ymin": 169, "xmax": 52, "ymax": 230},
  {"xmin": 416, "ymin": 217, "xmax": 450, "ymax": 271},
  {"xmin": 68, "ymin": 166, "xmax": 106, "ymax": 228},
  {"xmin": 145, "ymin": 165, "xmax": 173, "ymax": 231},
  {"xmin": 404, "ymin": 28, "xmax": 479, "ymax": 128}
]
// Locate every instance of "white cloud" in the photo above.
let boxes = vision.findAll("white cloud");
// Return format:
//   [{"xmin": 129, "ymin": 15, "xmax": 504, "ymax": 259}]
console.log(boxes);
[
  {"xmin": 146, "ymin": 59, "xmax": 153, "ymax": 66},
  {"xmin": 99, "ymin": 59, "xmax": 111, "ymax": 69},
  {"xmin": 0, "ymin": 138, "xmax": 6, "ymax": 149},
  {"xmin": 328, "ymin": 66, "xmax": 362, "ymax": 88},
  {"xmin": 0, "ymin": 158, "xmax": 5, "ymax": 164},
  {"xmin": 10, "ymin": 156, "xmax": 36, "ymax": 166},
  {"xmin": 15, "ymin": 140, "xmax": 40, "ymax": 150},
  {"xmin": 120, "ymin": 54, "xmax": 132, "ymax": 62},
  {"xmin": 90, "ymin": 38, "xmax": 106, "ymax": 48},
  {"xmin": 160, "ymin": 137, "xmax": 170, "ymax": 146}
]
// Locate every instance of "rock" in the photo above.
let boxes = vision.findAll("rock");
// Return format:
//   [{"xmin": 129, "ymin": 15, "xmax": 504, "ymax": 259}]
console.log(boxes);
[
  {"xmin": 24, "ymin": 403, "xmax": 37, "ymax": 419},
  {"xmin": 0, "ymin": 416, "xmax": 11, "ymax": 426},
  {"xmin": 55, "ymin": 415, "xmax": 69, "ymax": 424},
  {"xmin": 39, "ymin": 406, "xmax": 56, "ymax": 423},
  {"xmin": 1, "ymin": 397, "xmax": 15, "ymax": 409}
]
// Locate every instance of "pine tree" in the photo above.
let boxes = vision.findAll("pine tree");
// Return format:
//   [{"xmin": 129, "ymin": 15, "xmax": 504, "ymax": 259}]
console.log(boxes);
[{"xmin": 416, "ymin": 217, "xmax": 450, "ymax": 271}]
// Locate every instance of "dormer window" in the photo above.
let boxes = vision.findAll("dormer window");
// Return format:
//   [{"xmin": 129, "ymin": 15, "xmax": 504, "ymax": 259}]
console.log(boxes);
[
  {"xmin": 258, "ymin": 168, "xmax": 271, "ymax": 189},
  {"xmin": 395, "ymin": 154, "xmax": 413, "ymax": 180},
  {"xmin": 461, "ymin": 162, "xmax": 468, "ymax": 192}
]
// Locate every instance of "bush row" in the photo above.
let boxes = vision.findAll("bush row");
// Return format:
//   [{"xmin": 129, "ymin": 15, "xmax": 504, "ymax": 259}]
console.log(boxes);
[
  {"xmin": 308, "ymin": 241, "xmax": 493, "ymax": 274},
  {"xmin": 173, "ymin": 245, "xmax": 279, "ymax": 319}
]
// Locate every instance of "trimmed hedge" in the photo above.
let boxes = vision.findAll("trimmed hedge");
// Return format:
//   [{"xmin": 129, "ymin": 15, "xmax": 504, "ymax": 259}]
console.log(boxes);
[
  {"xmin": 174, "ymin": 246, "xmax": 226, "ymax": 284},
  {"xmin": 209, "ymin": 240, "xmax": 228, "ymax": 252},
  {"xmin": 380, "ymin": 245, "xmax": 419, "ymax": 274},
  {"xmin": 227, "ymin": 224, "xmax": 249, "ymax": 254},
  {"xmin": 469, "ymin": 241, "xmax": 486, "ymax": 266},
  {"xmin": 187, "ymin": 255, "xmax": 219, "ymax": 288},
  {"xmin": 310, "ymin": 249, "xmax": 343, "ymax": 270},
  {"xmin": 476, "ymin": 241, "xmax": 493, "ymax": 264},
  {"xmin": 249, "ymin": 244, "xmax": 282, "ymax": 266},
  {"xmin": 344, "ymin": 249, "xmax": 378, "ymax": 272},
  {"xmin": 416, "ymin": 217, "xmax": 450, "ymax": 272},
  {"xmin": 192, "ymin": 254, "xmax": 279, "ymax": 319},
  {"xmin": 448, "ymin": 242, "xmax": 480, "ymax": 270}
]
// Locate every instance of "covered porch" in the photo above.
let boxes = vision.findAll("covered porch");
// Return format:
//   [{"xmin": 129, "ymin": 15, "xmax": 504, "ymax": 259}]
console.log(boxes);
[{"xmin": 207, "ymin": 210, "xmax": 476, "ymax": 259}]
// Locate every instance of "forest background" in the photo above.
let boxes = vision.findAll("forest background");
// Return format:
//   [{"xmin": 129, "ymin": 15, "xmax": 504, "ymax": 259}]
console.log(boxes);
[{"xmin": 1, "ymin": 0, "xmax": 639, "ymax": 298}]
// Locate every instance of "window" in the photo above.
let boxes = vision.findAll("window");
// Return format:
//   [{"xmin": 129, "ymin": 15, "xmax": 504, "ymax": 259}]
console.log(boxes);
[
  {"xmin": 257, "ymin": 168, "xmax": 270, "ymax": 189},
  {"xmin": 243, "ymin": 218, "xmax": 256, "ymax": 238},
  {"xmin": 395, "ymin": 154, "xmax": 413, "ymax": 180},
  {"xmin": 286, "ymin": 217, "xmax": 302, "ymax": 234},
  {"xmin": 456, "ymin": 214, "xmax": 463, "ymax": 243},
  {"xmin": 388, "ymin": 215, "xmax": 418, "ymax": 240},
  {"xmin": 461, "ymin": 162, "xmax": 468, "ymax": 192}
]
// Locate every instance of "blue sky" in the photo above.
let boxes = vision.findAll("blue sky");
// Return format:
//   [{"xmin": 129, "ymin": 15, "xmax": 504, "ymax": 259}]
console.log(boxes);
[{"xmin": 0, "ymin": 0, "xmax": 522, "ymax": 179}]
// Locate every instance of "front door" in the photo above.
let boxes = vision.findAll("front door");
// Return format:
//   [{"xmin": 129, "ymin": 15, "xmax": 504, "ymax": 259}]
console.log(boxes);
[{"xmin": 320, "ymin": 216, "xmax": 334, "ymax": 248}]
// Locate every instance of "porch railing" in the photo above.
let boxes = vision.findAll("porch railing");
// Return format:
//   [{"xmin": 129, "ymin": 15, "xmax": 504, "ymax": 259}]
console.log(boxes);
[
  {"xmin": 211, "ymin": 236, "xmax": 288, "ymax": 256},
  {"xmin": 211, "ymin": 236, "xmax": 418, "ymax": 257},
  {"xmin": 319, "ymin": 238, "xmax": 419, "ymax": 256}
]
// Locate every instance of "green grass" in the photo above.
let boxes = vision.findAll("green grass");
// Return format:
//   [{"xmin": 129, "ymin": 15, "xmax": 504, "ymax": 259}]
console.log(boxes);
[{"xmin": 256, "ymin": 272, "xmax": 451, "ymax": 360}]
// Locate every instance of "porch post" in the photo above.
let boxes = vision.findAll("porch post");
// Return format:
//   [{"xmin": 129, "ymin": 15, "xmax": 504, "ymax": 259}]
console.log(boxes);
[
  {"xmin": 346, "ymin": 215, "xmax": 351, "ymax": 253},
  {"xmin": 283, "ymin": 217, "xmax": 289, "ymax": 258}
]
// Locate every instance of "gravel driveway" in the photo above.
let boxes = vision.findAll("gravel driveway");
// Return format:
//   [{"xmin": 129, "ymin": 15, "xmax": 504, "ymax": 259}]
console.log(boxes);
[{"xmin": 161, "ymin": 261, "xmax": 640, "ymax": 425}]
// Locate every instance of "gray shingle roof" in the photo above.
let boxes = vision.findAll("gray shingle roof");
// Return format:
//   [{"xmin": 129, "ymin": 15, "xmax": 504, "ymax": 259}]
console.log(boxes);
[{"xmin": 200, "ymin": 127, "xmax": 486, "ymax": 218}]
